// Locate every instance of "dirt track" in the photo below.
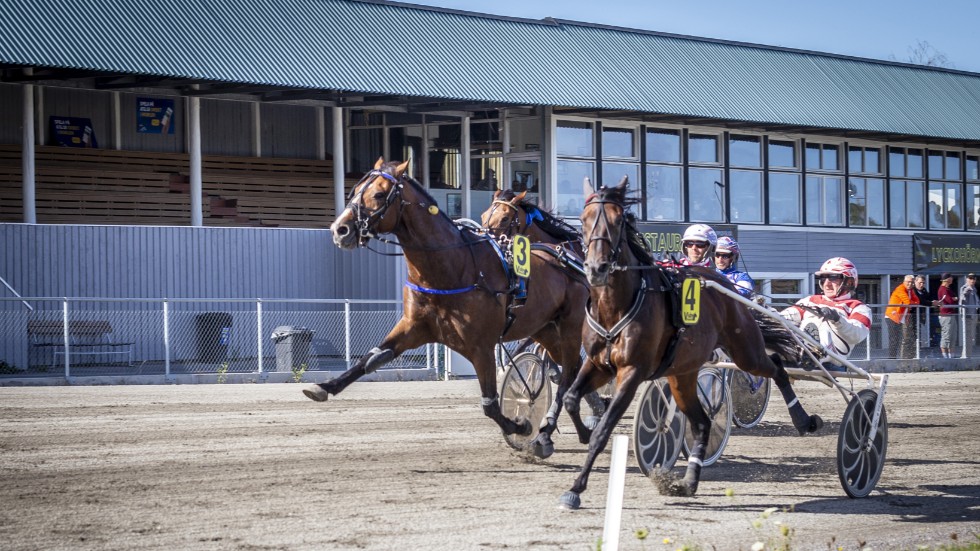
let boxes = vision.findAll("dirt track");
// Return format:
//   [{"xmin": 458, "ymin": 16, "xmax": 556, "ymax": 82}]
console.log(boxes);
[{"xmin": 1, "ymin": 371, "xmax": 979, "ymax": 551}]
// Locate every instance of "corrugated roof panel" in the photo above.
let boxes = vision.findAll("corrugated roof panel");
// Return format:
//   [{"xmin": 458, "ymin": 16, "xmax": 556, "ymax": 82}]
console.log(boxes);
[{"xmin": 3, "ymin": 0, "xmax": 980, "ymax": 141}]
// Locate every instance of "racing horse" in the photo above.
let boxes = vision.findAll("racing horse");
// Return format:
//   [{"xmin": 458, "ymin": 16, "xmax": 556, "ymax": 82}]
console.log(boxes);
[
  {"xmin": 305, "ymin": 158, "xmax": 590, "ymax": 442},
  {"xmin": 557, "ymin": 178, "xmax": 824, "ymax": 509},
  {"xmin": 481, "ymin": 189, "xmax": 584, "ymax": 258}
]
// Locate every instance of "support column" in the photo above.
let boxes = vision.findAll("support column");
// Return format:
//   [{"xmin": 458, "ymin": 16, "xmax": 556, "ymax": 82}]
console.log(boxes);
[
  {"xmin": 188, "ymin": 95, "xmax": 203, "ymax": 226},
  {"xmin": 461, "ymin": 115, "xmax": 471, "ymax": 218},
  {"xmin": 332, "ymin": 106, "xmax": 345, "ymax": 221},
  {"xmin": 22, "ymin": 80, "xmax": 36, "ymax": 224}
]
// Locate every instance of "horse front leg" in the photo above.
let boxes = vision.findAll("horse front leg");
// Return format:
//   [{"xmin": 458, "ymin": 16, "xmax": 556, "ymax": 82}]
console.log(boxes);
[
  {"xmin": 303, "ymin": 317, "xmax": 426, "ymax": 402},
  {"xmin": 559, "ymin": 365, "xmax": 641, "ymax": 510},
  {"xmin": 664, "ymin": 372, "xmax": 710, "ymax": 497},
  {"xmin": 473, "ymin": 349, "xmax": 532, "ymax": 436},
  {"xmin": 561, "ymin": 358, "xmax": 609, "ymax": 446}
]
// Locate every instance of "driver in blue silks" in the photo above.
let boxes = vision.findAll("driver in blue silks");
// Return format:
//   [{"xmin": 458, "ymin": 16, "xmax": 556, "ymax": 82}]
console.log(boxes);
[{"xmin": 713, "ymin": 236, "xmax": 754, "ymax": 297}]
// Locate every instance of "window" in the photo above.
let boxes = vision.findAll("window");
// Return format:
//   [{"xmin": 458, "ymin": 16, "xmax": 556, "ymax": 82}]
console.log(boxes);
[
  {"xmin": 645, "ymin": 128, "xmax": 682, "ymax": 221},
  {"xmin": 556, "ymin": 120, "xmax": 593, "ymax": 157},
  {"xmin": 806, "ymin": 142, "xmax": 840, "ymax": 171},
  {"xmin": 556, "ymin": 160, "xmax": 593, "ymax": 216},
  {"xmin": 848, "ymin": 178, "xmax": 885, "ymax": 227},
  {"xmin": 767, "ymin": 139, "xmax": 801, "ymax": 224},
  {"xmin": 427, "ymin": 123, "xmax": 460, "ymax": 190},
  {"xmin": 889, "ymin": 147, "xmax": 924, "ymax": 179},
  {"xmin": 730, "ymin": 170, "xmax": 763, "ymax": 223},
  {"xmin": 729, "ymin": 134, "xmax": 762, "ymax": 168},
  {"xmin": 929, "ymin": 150, "xmax": 961, "ymax": 181},
  {"xmin": 688, "ymin": 133, "xmax": 720, "ymax": 164},
  {"xmin": 890, "ymin": 180, "xmax": 926, "ymax": 228},
  {"xmin": 602, "ymin": 126, "xmax": 635, "ymax": 159},
  {"xmin": 968, "ymin": 155, "xmax": 980, "ymax": 231},
  {"xmin": 848, "ymin": 146, "xmax": 882, "ymax": 174},
  {"xmin": 806, "ymin": 176, "xmax": 844, "ymax": 225},
  {"xmin": 689, "ymin": 167, "xmax": 725, "ymax": 222},
  {"xmin": 928, "ymin": 149, "xmax": 963, "ymax": 230}
]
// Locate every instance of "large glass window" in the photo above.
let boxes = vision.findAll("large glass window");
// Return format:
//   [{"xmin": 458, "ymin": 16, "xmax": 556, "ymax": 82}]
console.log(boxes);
[
  {"xmin": 927, "ymin": 149, "xmax": 963, "ymax": 230},
  {"xmin": 688, "ymin": 133, "xmax": 720, "ymax": 164},
  {"xmin": 848, "ymin": 146, "xmax": 882, "ymax": 174},
  {"xmin": 647, "ymin": 129, "xmax": 681, "ymax": 163},
  {"xmin": 556, "ymin": 121, "xmax": 593, "ymax": 157},
  {"xmin": 769, "ymin": 172, "xmax": 802, "ymax": 224},
  {"xmin": 602, "ymin": 162, "xmax": 639, "ymax": 192},
  {"xmin": 730, "ymin": 134, "xmax": 762, "ymax": 168},
  {"xmin": 848, "ymin": 178, "xmax": 885, "ymax": 227},
  {"xmin": 890, "ymin": 180, "xmax": 926, "ymax": 228},
  {"xmin": 602, "ymin": 127, "xmax": 635, "ymax": 159},
  {"xmin": 968, "ymin": 155, "xmax": 980, "ymax": 231},
  {"xmin": 427, "ymin": 123, "xmax": 460, "ymax": 190},
  {"xmin": 806, "ymin": 176, "xmax": 844, "ymax": 225},
  {"xmin": 806, "ymin": 142, "xmax": 839, "ymax": 171},
  {"xmin": 730, "ymin": 170, "xmax": 763, "ymax": 223},
  {"xmin": 769, "ymin": 139, "xmax": 797, "ymax": 169},
  {"xmin": 929, "ymin": 150, "xmax": 962, "ymax": 181},
  {"xmin": 689, "ymin": 168, "xmax": 724, "ymax": 222},
  {"xmin": 889, "ymin": 147, "xmax": 924, "ymax": 179},
  {"xmin": 556, "ymin": 160, "xmax": 593, "ymax": 216},
  {"xmin": 646, "ymin": 165, "xmax": 682, "ymax": 221}
]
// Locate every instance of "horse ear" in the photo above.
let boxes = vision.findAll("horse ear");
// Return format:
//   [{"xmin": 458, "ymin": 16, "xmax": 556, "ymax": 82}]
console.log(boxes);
[
  {"xmin": 394, "ymin": 160, "xmax": 410, "ymax": 176},
  {"xmin": 583, "ymin": 177, "xmax": 595, "ymax": 196},
  {"xmin": 493, "ymin": 190, "xmax": 501, "ymax": 199},
  {"xmin": 515, "ymin": 190, "xmax": 527, "ymax": 202},
  {"xmin": 373, "ymin": 157, "xmax": 385, "ymax": 170},
  {"xmin": 617, "ymin": 175, "xmax": 629, "ymax": 191}
]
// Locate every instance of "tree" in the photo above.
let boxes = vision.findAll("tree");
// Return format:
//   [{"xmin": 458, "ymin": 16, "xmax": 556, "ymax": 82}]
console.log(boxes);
[{"xmin": 890, "ymin": 40, "xmax": 953, "ymax": 68}]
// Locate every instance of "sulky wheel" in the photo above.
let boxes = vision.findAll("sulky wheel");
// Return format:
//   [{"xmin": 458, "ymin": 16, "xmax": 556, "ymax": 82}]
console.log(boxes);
[
  {"xmin": 682, "ymin": 368, "xmax": 733, "ymax": 466},
  {"xmin": 499, "ymin": 352, "xmax": 552, "ymax": 451},
  {"xmin": 631, "ymin": 380, "xmax": 686, "ymax": 475},
  {"xmin": 837, "ymin": 388, "xmax": 888, "ymax": 498},
  {"xmin": 729, "ymin": 370, "xmax": 771, "ymax": 429}
]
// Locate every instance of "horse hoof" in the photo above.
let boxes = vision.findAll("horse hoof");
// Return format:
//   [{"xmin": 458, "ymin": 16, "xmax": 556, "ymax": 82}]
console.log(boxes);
[
  {"xmin": 532, "ymin": 436, "xmax": 554, "ymax": 459},
  {"xmin": 516, "ymin": 418, "xmax": 533, "ymax": 436},
  {"xmin": 557, "ymin": 491, "xmax": 581, "ymax": 510},
  {"xmin": 809, "ymin": 414, "xmax": 824, "ymax": 433},
  {"xmin": 302, "ymin": 384, "xmax": 329, "ymax": 402},
  {"xmin": 584, "ymin": 415, "xmax": 601, "ymax": 431}
]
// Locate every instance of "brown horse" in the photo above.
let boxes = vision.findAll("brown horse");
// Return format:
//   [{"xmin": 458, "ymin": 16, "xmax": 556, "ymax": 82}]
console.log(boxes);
[
  {"xmin": 305, "ymin": 158, "xmax": 590, "ymax": 442},
  {"xmin": 481, "ymin": 189, "xmax": 584, "ymax": 258},
  {"xmin": 557, "ymin": 178, "xmax": 823, "ymax": 510}
]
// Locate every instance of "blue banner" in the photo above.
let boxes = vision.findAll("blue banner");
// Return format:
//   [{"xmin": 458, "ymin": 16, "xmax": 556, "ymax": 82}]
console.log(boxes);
[
  {"xmin": 137, "ymin": 97, "xmax": 175, "ymax": 134},
  {"xmin": 49, "ymin": 116, "xmax": 97, "ymax": 148}
]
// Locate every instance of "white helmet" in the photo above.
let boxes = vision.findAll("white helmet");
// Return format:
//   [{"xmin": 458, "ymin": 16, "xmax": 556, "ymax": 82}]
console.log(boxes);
[
  {"xmin": 715, "ymin": 236, "xmax": 740, "ymax": 261},
  {"xmin": 815, "ymin": 257, "xmax": 858, "ymax": 296},
  {"xmin": 682, "ymin": 224, "xmax": 718, "ymax": 247}
]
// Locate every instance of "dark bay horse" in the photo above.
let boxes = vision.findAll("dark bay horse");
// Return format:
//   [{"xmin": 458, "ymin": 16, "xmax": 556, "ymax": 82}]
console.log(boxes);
[
  {"xmin": 558, "ymin": 179, "xmax": 824, "ymax": 510},
  {"xmin": 305, "ymin": 158, "xmax": 590, "ymax": 441}
]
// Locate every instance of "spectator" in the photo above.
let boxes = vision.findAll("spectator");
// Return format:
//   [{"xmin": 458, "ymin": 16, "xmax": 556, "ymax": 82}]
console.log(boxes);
[
  {"xmin": 912, "ymin": 275, "xmax": 931, "ymax": 348},
  {"xmin": 934, "ymin": 273, "xmax": 958, "ymax": 358},
  {"xmin": 885, "ymin": 275, "xmax": 919, "ymax": 359},
  {"xmin": 781, "ymin": 257, "xmax": 871, "ymax": 361},
  {"xmin": 960, "ymin": 273, "xmax": 978, "ymax": 355}
]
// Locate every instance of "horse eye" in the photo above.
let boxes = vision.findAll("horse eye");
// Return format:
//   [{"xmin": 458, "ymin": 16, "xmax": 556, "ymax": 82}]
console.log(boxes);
[{"xmin": 372, "ymin": 192, "xmax": 386, "ymax": 200}]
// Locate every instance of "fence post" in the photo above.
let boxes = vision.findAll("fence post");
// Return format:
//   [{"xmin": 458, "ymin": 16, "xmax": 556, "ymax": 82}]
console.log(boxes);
[
  {"xmin": 163, "ymin": 300, "xmax": 171, "ymax": 380},
  {"xmin": 62, "ymin": 299, "xmax": 70, "ymax": 378},
  {"xmin": 961, "ymin": 307, "xmax": 967, "ymax": 359},
  {"xmin": 344, "ymin": 300, "xmax": 351, "ymax": 369},
  {"xmin": 256, "ymin": 299, "xmax": 264, "ymax": 375}
]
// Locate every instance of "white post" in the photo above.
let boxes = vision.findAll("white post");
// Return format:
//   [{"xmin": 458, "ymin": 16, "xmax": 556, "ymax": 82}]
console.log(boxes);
[
  {"xmin": 163, "ymin": 300, "xmax": 171, "ymax": 378},
  {"xmin": 22, "ymin": 79, "xmax": 36, "ymax": 224},
  {"xmin": 344, "ymin": 300, "xmax": 351, "ymax": 369},
  {"xmin": 602, "ymin": 434, "xmax": 629, "ymax": 551},
  {"xmin": 188, "ymin": 95, "xmax": 203, "ymax": 226},
  {"xmin": 332, "ymin": 106, "xmax": 345, "ymax": 222},
  {"xmin": 257, "ymin": 300, "xmax": 264, "ymax": 373},
  {"xmin": 62, "ymin": 300, "xmax": 70, "ymax": 377},
  {"xmin": 961, "ymin": 306, "xmax": 967, "ymax": 359}
]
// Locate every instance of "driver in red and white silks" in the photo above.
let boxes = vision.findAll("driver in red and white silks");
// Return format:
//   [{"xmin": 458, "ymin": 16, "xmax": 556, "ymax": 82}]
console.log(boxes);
[
  {"xmin": 661, "ymin": 223, "xmax": 717, "ymax": 267},
  {"xmin": 780, "ymin": 257, "xmax": 872, "ymax": 358}
]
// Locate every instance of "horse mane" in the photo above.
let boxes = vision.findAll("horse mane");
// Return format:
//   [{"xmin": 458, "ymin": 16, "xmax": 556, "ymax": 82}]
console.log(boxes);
[
  {"xmin": 592, "ymin": 185, "xmax": 654, "ymax": 266},
  {"xmin": 497, "ymin": 190, "xmax": 582, "ymax": 243}
]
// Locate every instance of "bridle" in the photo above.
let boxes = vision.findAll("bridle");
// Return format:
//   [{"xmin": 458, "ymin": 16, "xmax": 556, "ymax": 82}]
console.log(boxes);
[
  {"xmin": 583, "ymin": 192, "xmax": 629, "ymax": 275},
  {"xmin": 345, "ymin": 169, "xmax": 405, "ymax": 241},
  {"xmin": 484, "ymin": 200, "xmax": 525, "ymax": 238}
]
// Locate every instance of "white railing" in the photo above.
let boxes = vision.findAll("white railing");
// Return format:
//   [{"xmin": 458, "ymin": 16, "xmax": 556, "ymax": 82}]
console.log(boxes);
[{"xmin": 0, "ymin": 297, "xmax": 442, "ymax": 379}]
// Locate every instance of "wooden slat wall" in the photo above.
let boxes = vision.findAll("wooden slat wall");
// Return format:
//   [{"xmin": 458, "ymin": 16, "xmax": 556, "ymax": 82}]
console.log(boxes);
[{"xmin": 0, "ymin": 145, "xmax": 356, "ymax": 228}]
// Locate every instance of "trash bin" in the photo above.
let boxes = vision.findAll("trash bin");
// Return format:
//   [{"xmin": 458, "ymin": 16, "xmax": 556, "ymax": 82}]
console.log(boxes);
[
  {"xmin": 196, "ymin": 312, "xmax": 233, "ymax": 363},
  {"xmin": 271, "ymin": 326, "xmax": 314, "ymax": 372}
]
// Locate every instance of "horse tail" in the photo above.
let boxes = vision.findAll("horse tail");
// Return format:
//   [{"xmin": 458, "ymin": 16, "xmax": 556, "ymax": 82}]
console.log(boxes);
[{"xmin": 751, "ymin": 308, "xmax": 799, "ymax": 365}]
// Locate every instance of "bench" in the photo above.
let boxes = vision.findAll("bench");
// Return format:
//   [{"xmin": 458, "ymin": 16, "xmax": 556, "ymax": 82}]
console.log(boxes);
[{"xmin": 28, "ymin": 320, "xmax": 134, "ymax": 367}]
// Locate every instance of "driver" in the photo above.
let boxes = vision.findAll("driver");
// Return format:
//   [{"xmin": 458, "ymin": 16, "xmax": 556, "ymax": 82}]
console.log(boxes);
[
  {"xmin": 780, "ymin": 257, "xmax": 871, "ymax": 359},
  {"xmin": 714, "ymin": 236, "xmax": 754, "ymax": 297},
  {"xmin": 677, "ymin": 223, "xmax": 717, "ymax": 267}
]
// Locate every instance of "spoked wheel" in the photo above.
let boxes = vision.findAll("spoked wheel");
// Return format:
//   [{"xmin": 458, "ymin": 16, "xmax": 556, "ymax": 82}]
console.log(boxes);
[
  {"xmin": 631, "ymin": 380, "xmax": 686, "ymax": 475},
  {"xmin": 837, "ymin": 389, "xmax": 888, "ymax": 498},
  {"xmin": 499, "ymin": 352, "xmax": 552, "ymax": 450},
  {"xmin": 682, "ymin": 368, "xmax": 733, "ymax": 466},
  {"xmin": 729, "ymin": 370, "xmax": 771, "ymax": 429}
]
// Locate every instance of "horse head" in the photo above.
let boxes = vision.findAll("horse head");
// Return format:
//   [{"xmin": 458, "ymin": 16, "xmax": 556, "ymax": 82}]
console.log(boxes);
[
  {"xmin": 481, "ymin": 189, "xmax": 529, "ymax": 239},
  {"xmin": 580, "ymin": 176, "xmax": 632, "ymax": 286},
  {"xmin": 331, "ymin": 157, "xmax": 410, "ymax": 249}
]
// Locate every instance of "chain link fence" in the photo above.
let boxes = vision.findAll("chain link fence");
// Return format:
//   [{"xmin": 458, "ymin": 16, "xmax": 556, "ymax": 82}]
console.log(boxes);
[{"xmin": 0, "ymin": 298, "xmax": 439, "ymax": 379}]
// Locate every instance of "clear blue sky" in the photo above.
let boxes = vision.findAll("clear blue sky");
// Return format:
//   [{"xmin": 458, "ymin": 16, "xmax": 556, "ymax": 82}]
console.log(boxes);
[{"xmin": 407, "ymin": 0, "xmax": 980, "ymax": 74}]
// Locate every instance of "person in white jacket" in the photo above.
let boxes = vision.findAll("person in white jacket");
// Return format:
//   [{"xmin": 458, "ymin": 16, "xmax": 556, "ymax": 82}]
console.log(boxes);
[{"xmin": 781, "ymin": 257, "xmax": 872, "ymax": 359}]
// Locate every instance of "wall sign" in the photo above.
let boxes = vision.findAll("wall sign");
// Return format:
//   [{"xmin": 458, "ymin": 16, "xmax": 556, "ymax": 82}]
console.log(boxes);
[
  {"xmin": 137, "ymin": 97, "xmax": 175, "ymax": 134},
  {"xmin": 49, "ymin": 116, "xmax": 97, "ymax": 148},
  {"xmin": 634, "ymin": 222, "xmax": 736, "ymax": 260},
  {"xmin": 913, "ymin": 233, "xmax": 980, "ymax": 274}
]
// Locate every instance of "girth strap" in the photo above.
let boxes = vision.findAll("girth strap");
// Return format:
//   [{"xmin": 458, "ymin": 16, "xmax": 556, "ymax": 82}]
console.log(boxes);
[{"xmin": 586, "ymin": 277, "xmax": 648, "ymax": 365}]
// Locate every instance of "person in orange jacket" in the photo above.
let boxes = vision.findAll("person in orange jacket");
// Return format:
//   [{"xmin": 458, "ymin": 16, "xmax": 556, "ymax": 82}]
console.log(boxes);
[{"xmin": 885, "ymin": 274, "xmax": 920, "ymax": 358}]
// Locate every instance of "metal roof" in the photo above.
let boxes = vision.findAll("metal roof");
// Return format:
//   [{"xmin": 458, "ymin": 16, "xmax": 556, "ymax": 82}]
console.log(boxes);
[{"xmin": 3, "ymin": 0, "xmax": 980, "ymax": 142}]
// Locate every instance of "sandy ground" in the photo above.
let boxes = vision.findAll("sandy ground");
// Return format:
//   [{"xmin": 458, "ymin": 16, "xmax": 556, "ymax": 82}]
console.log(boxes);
[{"xmin": 1, "ymin": 371, "xmax": 979, "ymax": 551}]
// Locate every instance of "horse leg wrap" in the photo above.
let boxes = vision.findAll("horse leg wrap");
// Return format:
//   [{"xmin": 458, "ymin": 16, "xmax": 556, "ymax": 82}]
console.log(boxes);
[
  {"xmin": 481, "ymin": 396, "xmax": 498, "ymax": 416},
  {"xmin": 364, "ymin": 347, "xmax": 394, "ymax": 374},
  {"xmin": 583, "ymin": 390, "xmax": 606, "ymax": 418}
]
